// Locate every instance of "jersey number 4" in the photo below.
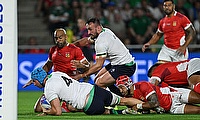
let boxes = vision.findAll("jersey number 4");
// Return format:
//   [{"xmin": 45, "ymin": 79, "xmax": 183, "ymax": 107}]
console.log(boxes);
[{"xmin": 61, "ymin": 76, "xmax": 73, "ymax": 87}]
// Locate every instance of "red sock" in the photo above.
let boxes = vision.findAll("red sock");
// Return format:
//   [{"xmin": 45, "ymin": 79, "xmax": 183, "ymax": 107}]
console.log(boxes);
[
  {"xmin": 193, "ymin": 83, "xmax": 200, "ymax": 94},
  {"xmin": 61, "ymin": 101, "xmax": 71, "ymax": 112}
]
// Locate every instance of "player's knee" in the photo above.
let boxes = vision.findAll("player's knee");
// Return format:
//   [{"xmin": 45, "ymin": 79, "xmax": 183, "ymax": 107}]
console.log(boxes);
[
  {"xmin": 34, "ymin": 107, "xmax": 42, "ymax": 113},
  {"xmin": 95, "ymin": 78, "xmax": 105, "ymax": 87}
]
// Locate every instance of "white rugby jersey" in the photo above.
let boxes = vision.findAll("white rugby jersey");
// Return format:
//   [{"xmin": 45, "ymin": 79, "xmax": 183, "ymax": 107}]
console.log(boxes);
[
  {"xmin": 44, "ymin": 72, "xmax": 93, "ymax": 109},
  {"xmin": 95, "ymin": 28, "xmax": 134, "ymax": 65}
]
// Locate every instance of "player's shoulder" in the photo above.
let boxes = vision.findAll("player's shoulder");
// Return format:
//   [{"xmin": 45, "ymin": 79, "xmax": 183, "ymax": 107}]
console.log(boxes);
[
  {"xmin": 49, "ymin": 46, "xmax": 57, "ymax": 52},
  {"xmin": 135, "ymin": 81, "xmax": 151, "ymax": 88},
  {"xmin": 50, "ymin": 45, "xmax": 57, "ymax": 49},
  {"xmin": 68, "ymin": 43, "xmax": 81, "ymax": 49},
  {"xmin": 99, "ymin": 28, "xmax": 113, "ymax": 36},
  {"xmin": 175, "ymin": 12, "xmax": 188, "ymax": 19}
]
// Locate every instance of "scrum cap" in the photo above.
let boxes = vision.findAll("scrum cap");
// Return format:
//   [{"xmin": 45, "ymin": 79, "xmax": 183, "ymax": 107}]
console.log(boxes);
[
  {"xmin": 116, "ymin": 75, "xmax": 133, "ymax": 90},
  {"xmin": 31, "ymin": 67, "xmax": 47, "ymax": 85}
]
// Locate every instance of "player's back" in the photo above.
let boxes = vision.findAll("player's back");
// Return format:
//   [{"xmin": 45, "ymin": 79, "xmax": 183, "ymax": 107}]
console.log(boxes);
[
  {"xmin": 44, "ymin": 71, "xmax": 93, "ymax": 109},
  {"xmin": 152, "ymin": 60, "xmax": 189, "ymax": 86},
  {"xmin": 95, "ymin": 28, "xmax": 133, "ymax": 65}
]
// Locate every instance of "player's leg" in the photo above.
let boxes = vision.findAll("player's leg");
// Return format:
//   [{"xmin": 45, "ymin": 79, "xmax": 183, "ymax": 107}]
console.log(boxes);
[
  {"xmin": 95, "ymin": 63, "xmax": 136, "ymax": 96},
  {"xmin": 187, "ymin": 90, "xmax": 200, "ymax": 104},
  {"xmin": 173, "ymin": 87, "xmax": 200, "ymax": 104},
  {"xmin": 34, "ymin": 94, "xmax": 44, "ymax": 112},
  {"xmin": 95, "ymin": 63, "xmax": 136, "ymax": 88},
  {"xmin": 95, "ymin": 71, "xmax": 115, "ymax": 89},
  {"xmin": 83, "ymin": 85, "xmax": 114, "ymax": 115},
  {"xmin": 157, "ymin": 45, "xmax": 173, "ymax": 62},
  {"xmin": 188, "ymin": 75, "xmax": 200, "ymax": 94},
  {"xmin": 184, "ymin": 104, "xmax": 200, "ymax": 114},
  {"xmin": 171, "ymin": 103, "xmax": 200, "ymax": 114},
  {"xmin": 94, "ymin": 67, "xmax": 108, "ymax": 83},
  {"xmin": 187, "ymin": 58, "xmax": 200, "ymax": 94}
]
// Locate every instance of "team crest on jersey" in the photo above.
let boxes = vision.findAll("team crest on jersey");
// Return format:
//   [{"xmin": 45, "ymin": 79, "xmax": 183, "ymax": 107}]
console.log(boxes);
[
  {"xmin": 173, "ymin": 21, "xmax": 177, "ymax": 26},
  {"xmin": 65, "ymin": 52, "xmax": 70, "ymax": 57}
]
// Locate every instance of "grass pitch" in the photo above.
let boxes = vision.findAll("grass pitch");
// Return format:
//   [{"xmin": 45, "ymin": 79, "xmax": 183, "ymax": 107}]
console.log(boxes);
[{"xmin": 18, "ymin": 91, "xmax": 200, "ymax": 120}]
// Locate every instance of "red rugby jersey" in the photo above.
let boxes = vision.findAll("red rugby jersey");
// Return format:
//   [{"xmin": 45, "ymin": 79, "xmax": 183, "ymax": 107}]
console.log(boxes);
[
  {"xmin": 133, "ymin": 81, "xmax": 172, "ymax": 111},
  {"xmin": 49, "ymin": 44, "xmax": 85, "ymax": 76},
  {"xmin": 158, "ymin": 11, "xmax": 191, "ymax": 49},
  {"xmin": 151, "ymin": 60, "xmax": 189, "ymax": 86}
]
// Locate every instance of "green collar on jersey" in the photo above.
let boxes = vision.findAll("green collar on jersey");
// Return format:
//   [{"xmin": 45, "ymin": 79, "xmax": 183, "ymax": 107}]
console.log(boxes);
[{"xmin": 100, "ymin": 28, "xmax": 105, "ymax": 33}]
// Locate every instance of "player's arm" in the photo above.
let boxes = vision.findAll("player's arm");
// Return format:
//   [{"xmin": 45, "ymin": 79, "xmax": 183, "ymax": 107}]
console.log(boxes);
[
  {"xmin": 43, "ymin": 59, "xmax": 53, "ymax": 73},
  {"xmin": 119, "ymin": 97, "xmax": 144, "ymax": 106},
  {"xmin": 82, "ymin": 57, "xmax": 105, "ymax": 77},
  {"xmin": 73, "ymin": 37, "xmax": 94, "ymax": 47},
  {"xmin": 135, "ymin": 93, "xmax": 164, "ymax": 114},
  {"xmin": 142, "ymin": 31, "xmax": 163, "ymax": 52},
  {"xmin": 146, "ymin": 93, "xmax": 159, "ymax": 108},
  {"xmin": 176, "ymin": 25, "xmax": 196, "ymax": 55},
  {"xmin": 72, "ymin": 56, "xmax": 105, "ymax": 80},
  {"xmin": 150, "ymin": 77, "xmax": 160, "ymax": 86},
  {"xmin": 43, "ymin": 98, "xmax": 62, "ymax": 116},
  {"xmin": 185, "ymin": 25, "xmax": 196, "ymax": 46},
  {"xmin": 71, "ymin": 58, "xmax": 90, "ymax": 71}
]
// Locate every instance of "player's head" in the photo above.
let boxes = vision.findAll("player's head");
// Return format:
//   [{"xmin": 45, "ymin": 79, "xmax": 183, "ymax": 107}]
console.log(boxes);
[
  {"xmin": 31, "ymin": 67, "xmax": 47, "ymax": 87},
  {"xmin": 54, "ymin": 28, "xmax": 67, "ymax": 48},
  {"xmin": 116, "ymin": 75, "xmax": 133, "ymax": 90},
  {"xmin": 147, "ymin": 62, "xmax": 163, "ymax": 77},
  {"xmin": 85, "ymin": 17, "xmax": 102, "ymax": 40},
  {"xmin": 163, "ymin": 0, "xmax": 175, "ymax": 15},
  {"xmin": 116, "ymin": 75, "xmax": 133, "ymax": 96}
]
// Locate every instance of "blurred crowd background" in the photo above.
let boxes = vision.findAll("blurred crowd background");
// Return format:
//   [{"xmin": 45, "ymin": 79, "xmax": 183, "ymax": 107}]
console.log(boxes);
[{"xmin": 18, "ymin": 0, "xmax": 200, "ymax": 53}]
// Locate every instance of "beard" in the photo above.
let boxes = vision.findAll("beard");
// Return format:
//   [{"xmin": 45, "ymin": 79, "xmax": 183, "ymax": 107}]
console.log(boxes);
[
  {"xmin": 90, "ymin": 32, "xmax": 99, "ymax": 40},
  {"xmin": 164, "ymin": 9, "xmax": 173, "ymax": 15},
  {"xmin": 56, "ymin": 41, "xmax": 66, "ymax": 48}
]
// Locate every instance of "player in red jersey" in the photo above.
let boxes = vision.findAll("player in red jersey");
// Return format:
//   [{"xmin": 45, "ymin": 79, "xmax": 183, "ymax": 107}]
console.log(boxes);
[
  {"xmin": 142, "ymin": 0, "xmax": 195, "ymax": 63},
  {"xmin": 148, "ymin": 58, "xmax": 200, "ymax": 94},
  {"xmin": 116, "ymin": 75, "xmax": 200, "ymax": 114},
  {"xmin": 23, "ymin": 28, "xmax": 90, "ymax": 114},
  {"xmin": 43, "ymin": 28, "xmax": 90, "ymax": 77}
]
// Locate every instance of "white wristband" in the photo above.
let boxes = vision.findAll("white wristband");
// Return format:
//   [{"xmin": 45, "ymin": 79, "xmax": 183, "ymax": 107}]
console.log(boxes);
[{"xmin": 136, "ymin": 103, "xmax": 143, "ymax": 109}]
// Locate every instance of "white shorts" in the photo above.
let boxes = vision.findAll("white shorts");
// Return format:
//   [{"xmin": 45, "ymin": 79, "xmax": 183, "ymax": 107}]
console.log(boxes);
[
  {"xmin": 169, "ymin": 87, "xmax": 191, "ymax": 114},
  {"xmin": 187, "ymin": 58, "xmax": 200, "ymax": 78},
  {"xmin": 157, "ymin": 45, "xmax": 188, "ymax": 62}
]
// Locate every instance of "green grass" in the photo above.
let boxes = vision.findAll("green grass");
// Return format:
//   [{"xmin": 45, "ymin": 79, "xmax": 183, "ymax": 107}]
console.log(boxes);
[{"xmin": 18, "ymin": 91, "xmax": 200, "ymax": 120}]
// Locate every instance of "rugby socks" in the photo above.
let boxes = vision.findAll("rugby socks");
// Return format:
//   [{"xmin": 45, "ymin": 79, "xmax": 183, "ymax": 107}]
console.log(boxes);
[{"xmin": 61, "ymin": 101, "xmax": 71, "ymax": 113}]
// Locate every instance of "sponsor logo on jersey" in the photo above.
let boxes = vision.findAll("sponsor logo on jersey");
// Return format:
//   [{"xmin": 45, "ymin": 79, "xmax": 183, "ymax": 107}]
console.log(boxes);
[
  {"xmin": 65, "ymin": 52, "xmax": 70, "ymax": 57},
  {"xmin": 173, "ymin": 21, "xmax": 177, "ymax": 26}
]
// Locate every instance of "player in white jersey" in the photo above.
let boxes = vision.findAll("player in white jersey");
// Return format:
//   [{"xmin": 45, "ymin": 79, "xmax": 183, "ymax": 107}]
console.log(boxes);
[
  {"xmin": 73, "ymin": 18, "xmax": 136, "ymax": 96},
  {"xmin": 24, "ymin": 67, "xmax": 142, "ymax": 116}
]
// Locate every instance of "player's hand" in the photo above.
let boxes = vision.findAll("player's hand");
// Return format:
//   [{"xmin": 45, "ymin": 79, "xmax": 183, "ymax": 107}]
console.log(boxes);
[
  {"xmin": 71, "ymin": 60, "xmax": 79, "ymax": 68},
  {"xmin": 71, "ymin": 74, "xmax": 82, "ymax": 80},
  {"xmin": 22, "ymin": 80, "xmax": 33, "ymax": 88},
  {"xmin": 175, "ymin": 46, "xmax": 186, "ymax": 56},
  {"xmin": 142, "ymin": 43, "xmax": 150, "ymax": 52},
  {"xmin": 37, "ymin": 112, "xmax": 47, "ymax": 116},
  {"xmin": 154, "ymin": 106, "xmax": 165, "ymax": 114}
]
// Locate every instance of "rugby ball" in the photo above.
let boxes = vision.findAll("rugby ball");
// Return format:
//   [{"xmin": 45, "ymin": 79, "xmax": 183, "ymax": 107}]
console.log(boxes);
[{"xmin": 40, "ymin": 96, "xmax": 51, "ymax": 110}]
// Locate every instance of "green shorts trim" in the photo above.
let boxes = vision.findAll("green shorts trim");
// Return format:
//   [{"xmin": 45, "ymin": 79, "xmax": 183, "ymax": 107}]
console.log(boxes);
[
  {"xmin": 83, "ymin": 86, "xmax": 95, "ymax": 112},
  {"xmin": 125, "ymin": 61, "xmax": 135, "ymax": 66}
]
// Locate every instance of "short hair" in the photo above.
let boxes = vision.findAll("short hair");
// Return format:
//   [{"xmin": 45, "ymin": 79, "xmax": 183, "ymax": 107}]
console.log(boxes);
[
  {"xmin": 85, "ymin": 17, "xmax": 101, "ymax": 26},
  {"xmin": 54, "ymin": 28, "xmax": 66, "ymax": 37},
  {"xmin": 147, "ymin": 63, "xmax": 162, "ymax": 77},
  {"xmin": 163, "ymin": 0, "xmax": 174, "ymax": 4}
]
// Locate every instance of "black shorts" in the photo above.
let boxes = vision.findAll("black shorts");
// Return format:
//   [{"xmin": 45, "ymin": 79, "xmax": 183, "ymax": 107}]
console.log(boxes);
[
  {"xmin": 105, "ymin": 62, "xmax": 136, "ymax": 80},
  {"xmin": 84, "ymin": 85, "xmax": 113, "ymax": 115}
]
